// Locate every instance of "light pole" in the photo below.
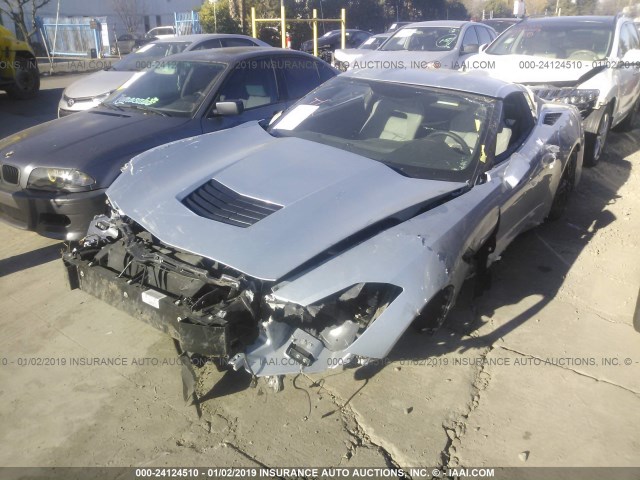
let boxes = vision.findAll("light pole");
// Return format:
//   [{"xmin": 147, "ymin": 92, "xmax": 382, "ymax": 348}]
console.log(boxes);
[{"xmin": 214, "ymin": 0, "xmax": 217, "ymax": 33}]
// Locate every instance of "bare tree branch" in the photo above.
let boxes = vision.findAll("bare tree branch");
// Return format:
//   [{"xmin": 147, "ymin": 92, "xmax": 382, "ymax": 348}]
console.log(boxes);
[
  {"xmin": 0, "ymin": 0, "xmax": 52, "ymax": 41},
  {"xmin": 111, "ymin": 0, "xmax": 145, "ymax": 34}
]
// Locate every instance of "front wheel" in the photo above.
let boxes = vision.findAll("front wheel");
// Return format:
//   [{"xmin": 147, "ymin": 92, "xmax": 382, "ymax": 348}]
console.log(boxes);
[
  {"xmin": 547, "ymin": 149, "xmax": 577, "ymax": 221},
  {"xmin": 584, "ymin": 104, "xmax": 612, "ymax": 167},
  {"xmin": 5, "ymin": 56, "xmax": 40, "ymax": 100}
]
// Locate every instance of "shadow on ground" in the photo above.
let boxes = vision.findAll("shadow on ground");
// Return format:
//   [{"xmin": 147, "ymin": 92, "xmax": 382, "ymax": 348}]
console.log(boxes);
[{"xmin": 0, "ymin": 242, "xmax": 65, "ymax": 277}]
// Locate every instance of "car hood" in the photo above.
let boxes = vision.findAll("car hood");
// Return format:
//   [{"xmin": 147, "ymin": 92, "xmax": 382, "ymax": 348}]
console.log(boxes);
[
  {"xmin": 351, "ymin": 50, "xmax": 457, "ymax": 69},
  {"xmin": 0, "ymin": 109, "xmax": 190, "ymax": 186},
  {"xmin": 64, "ymin": 70, "xmax": 136, "ymax": 99},
  {"xmin": 466, "ymin": 53, "xmax": 598, "ymax": 84},
  {"xmin": 108, "ymin": 122, "xmax": 468, "ymax": 281},
  {"xmin": 333, "ymin": 48, "xmax": 367, "ymax": 64}
]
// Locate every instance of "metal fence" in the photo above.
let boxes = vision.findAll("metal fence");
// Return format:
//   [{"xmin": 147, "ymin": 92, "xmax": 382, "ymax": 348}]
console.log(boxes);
[
  {"xmin": 37, "ymin": 16, "xmax": 107, "ymax": 57},
  {"xmin": 174, "ymin": 11, "xmax": 201, "ymax": 35}
]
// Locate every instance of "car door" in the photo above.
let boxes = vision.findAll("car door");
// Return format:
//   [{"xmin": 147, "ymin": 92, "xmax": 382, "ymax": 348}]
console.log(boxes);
[
  {"xmin": 484, "ymin": 92, "xmax": 556, "ymax": 255},
  {"xmin": 457, "ymin": 25, "xmax": 480, "ymax": 63},
  {"xmin": 612, "ymin": 23, "xmax": 640, "ymax": 120},
  {"xmin": 201, "ymin": 56, "xmax": 285, "ymax": 133}
]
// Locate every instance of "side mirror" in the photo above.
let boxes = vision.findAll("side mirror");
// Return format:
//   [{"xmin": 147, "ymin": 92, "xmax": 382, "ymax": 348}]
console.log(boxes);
[
  {"xmin": 622, "ymin": 49, "xmax": 640, "ymax": 67},
  {"xmin": 502, "ymin": 152, "xmax": 531, "ymax": 189},
  {"xmin": 215, "ymin": 100, "xmax": 244, "ymax": 116},
  {"xmin": 462, "ymin": 43, "xmax": 479, "ymax": 55},
  {"xmin": 479, "ymin": 43, "xmax": 489, "ymax": 52}
]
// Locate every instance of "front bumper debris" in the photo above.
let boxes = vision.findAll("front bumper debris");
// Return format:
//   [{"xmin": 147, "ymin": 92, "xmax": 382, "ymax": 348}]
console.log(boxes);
[{"xmin": 63, "ymin": 257, "xmax": 233, "ymax": 356}]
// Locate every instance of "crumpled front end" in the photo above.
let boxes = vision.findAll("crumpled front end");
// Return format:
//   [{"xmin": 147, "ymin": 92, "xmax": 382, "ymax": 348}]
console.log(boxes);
[{"xmin": 63, "ymin": 211, "xmax": 408, "ymax": 379}]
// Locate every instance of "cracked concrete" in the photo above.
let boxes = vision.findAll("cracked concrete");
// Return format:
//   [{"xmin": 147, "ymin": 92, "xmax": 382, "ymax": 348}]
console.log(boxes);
[{"xmin": 0, "ymin": 72, "xmax": 639, "ymax": 471}]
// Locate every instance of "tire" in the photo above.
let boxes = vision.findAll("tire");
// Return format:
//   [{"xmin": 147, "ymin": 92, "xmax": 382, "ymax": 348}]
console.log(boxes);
[
  {"xmin": 5, "ymin": 55, "xmax": 40, "ymax": 100},
  {"xmin": 547, "ymin": 149, "xmax": 577, "ymax": 221},
  {"xmin": 411, "ymin": 287, "xmax": 455, "ymax": 333},
  {"xmin": 614, "ymin": 95, "xmax": 639, "ymax": 133},
  {"xmin": 584, "ymin": 104, "xmax": 612, "ymax": 167}
]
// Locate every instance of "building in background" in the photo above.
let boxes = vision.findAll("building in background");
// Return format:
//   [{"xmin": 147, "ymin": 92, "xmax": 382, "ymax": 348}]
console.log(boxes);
[{"xmin": 0, "ymin": 0, "xmax": 203, "ymax": 38}]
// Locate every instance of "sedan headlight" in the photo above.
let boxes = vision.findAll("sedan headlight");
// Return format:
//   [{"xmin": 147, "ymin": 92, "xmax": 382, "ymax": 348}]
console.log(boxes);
[
  {"xmin": 537, "ymin": 88, "xmax": 600, "ymax": 118},
  {"xmin": 27, "ymin": 168, "xmax": 96, "ymax": 192}
]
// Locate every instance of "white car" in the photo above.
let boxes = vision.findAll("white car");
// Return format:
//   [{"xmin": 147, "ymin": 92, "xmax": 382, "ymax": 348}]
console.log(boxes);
[
  {"xmin": 145, "ymin": 26, "xmax": 176, "ymax": 40},
  {"xmin": 58, "ymin": 34, "xmax": 269, "ymax": 117},
  {"xmin": 466, "ymin": 15, "xmax": 640, "ymax": 166},
  {"xmin": 332, "ymin": 33, "xmax": 391, "ymax": 71},
  {"xmin": 348, "ymin": 21, "xmax": 497, "ymax": 71}
]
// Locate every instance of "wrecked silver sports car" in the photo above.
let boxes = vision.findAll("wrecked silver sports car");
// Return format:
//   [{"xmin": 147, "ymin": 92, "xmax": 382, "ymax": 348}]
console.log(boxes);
[{"xmin": 63, "ymin": 69, "xmax": 583, "ymax": 389}]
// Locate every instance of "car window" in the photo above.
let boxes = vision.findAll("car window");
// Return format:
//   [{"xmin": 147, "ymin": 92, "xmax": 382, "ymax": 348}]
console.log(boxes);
[
  {"xmin": 277, "ymin": 56, "xmax": 323, "ymax": 100},
  {"xmin": 475, "ymin": 26, "xmax": 492, "ymax": 46},
  {"xmin": 380, "ymin": 27, "xmax": 461, "ymax": 52},
  {"xmin": 353, "ymin": 32, "xmax": 370, "ymax": 45},
  {"xmin": 317, "ymin": 61, "xmax": 337, "ymax": 82},
  {"xmin": 111, "ymin": 42, "xmax": 191, "ymax": 71},
  {"xmin": 270, "ymin": 77, "xmax": 496, "ymax": 183},
  {"xmin": 221, "ymin": 37, "xmax": 256, "ymax": 47},
  {"xmin": 461, "ymin": 26, "xmax": 479, "ymax": 48},
  {"xmin": 191, "ymin": 39, "xmax": 222, "ymax": 50},
  {"xmin": 487, "ymin": 22, "xmax": 614, "ymax": 60},
  {"xmin": 619, "ymin": 24, "xmax": 639, "ymax": 56},
  {"xmin": 494, "ymin": 92, "xmax": 535, "ymax": 162},
  {"xmin": 107, "ymin": 61, "xmax": 226, "ymax": 117},
  {"xmin": 628, "ymin": 24, "xmax": 640, "ymax": 49},
  {"xmin": 217, "ymin": 59, "xmax": 278, "ymax": 110}
]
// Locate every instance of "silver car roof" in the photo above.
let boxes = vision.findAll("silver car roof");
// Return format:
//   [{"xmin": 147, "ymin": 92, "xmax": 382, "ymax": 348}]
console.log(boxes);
[{"xmin": 341, "ymin": 68, "xmax": 524, "ymax": 99}]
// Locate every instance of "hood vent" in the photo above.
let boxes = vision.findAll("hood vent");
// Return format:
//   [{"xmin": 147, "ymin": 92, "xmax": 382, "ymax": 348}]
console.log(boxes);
[
  {"xmin": 182, "ymin": 179, "xmax": 282, "ymax": 228},
  {"xmin": 543, "ymin": 112, "xmax": 562, "ymax": 126}
]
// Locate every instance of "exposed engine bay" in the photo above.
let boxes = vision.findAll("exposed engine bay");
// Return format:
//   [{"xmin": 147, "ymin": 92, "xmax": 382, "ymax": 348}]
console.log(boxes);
[{"xmin": 63, "ymin": 212, "xmax": 402, "ymax": 391}]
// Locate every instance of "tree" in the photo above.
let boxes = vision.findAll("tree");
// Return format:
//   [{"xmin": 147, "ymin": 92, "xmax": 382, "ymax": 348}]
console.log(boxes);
[
  {"xmin": 111, "ymin": 0, "xmax": 145, "ymax": 34},
  {"xmin": 526, "ymin": 0, "xmax": 551, "ymax": 15},
  {"xmin": 200, "ymin": 0, "xmax": 242, "ymax": 34},
  {"xmin": 482, "ymin": 0, "xmax": 512, "ymax": 18},
  {"xmin": 0, "ymin": 0, "xmax": 52, "ymax": 42}
]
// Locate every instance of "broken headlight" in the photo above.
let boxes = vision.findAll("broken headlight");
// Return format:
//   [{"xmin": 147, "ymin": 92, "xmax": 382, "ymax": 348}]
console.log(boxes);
[{"xmin": 265, "ymin": 283, "xmax": 402, "ymax": 353}]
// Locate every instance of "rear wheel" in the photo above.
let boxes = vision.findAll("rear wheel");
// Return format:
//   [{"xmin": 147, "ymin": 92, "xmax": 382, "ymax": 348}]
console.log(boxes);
[
  {"xmin": 547, "ymin": 149, "xmax": 577, "ymax": 221},
  {"xmin": 584, "ymin": 104, "xmax": 612, "ymax": 167},
  {"xmin": 5, "ymin": 55, "xmax": 40, "ymax": 100}
]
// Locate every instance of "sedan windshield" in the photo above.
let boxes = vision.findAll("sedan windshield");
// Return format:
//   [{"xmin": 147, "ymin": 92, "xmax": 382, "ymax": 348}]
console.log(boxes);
[
  {"xmin": 359, "ymin": 35, "xmax": 388, "ymax": 50},
  {"xmin": 105, "ymin": 60, "xmax": 226, "ymax": 117},
  {"xmin": 269, "ymin": 77, "xmax": 494, "ymax": 183},
  {"xmin": 486, "ymin": 22, "xmax": 613, "ymax": 60},
  {"xmin": 380, "ymin": 27, "xmax": 461, "ymax": 52},
  {"xmin": 111, "ymin": 42, "xmax": 191, "ymax": 71}
]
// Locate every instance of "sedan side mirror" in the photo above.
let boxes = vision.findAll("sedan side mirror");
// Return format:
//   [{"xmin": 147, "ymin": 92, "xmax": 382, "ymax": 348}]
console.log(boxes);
[
  {"xmin": 462, "ymin": 43, "xmax": 479, "ymax": 55},
  {"xmin": 215, "ymin": 100, "xmax": 244, "ymax": 116},
  {"xmin": 479, "ymin": 43, "xmax": 489, "ymax": 52}
]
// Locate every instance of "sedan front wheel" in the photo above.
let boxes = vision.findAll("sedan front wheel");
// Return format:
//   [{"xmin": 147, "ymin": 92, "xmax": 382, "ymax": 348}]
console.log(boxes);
[{"xmin": 584, "ymin": 104, "xmax": 612, "ymax": 167}]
